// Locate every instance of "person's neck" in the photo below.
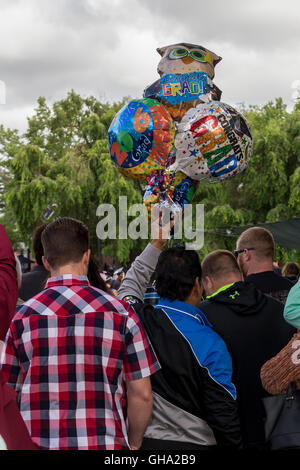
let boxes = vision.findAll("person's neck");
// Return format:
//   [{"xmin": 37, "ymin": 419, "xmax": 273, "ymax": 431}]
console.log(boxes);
[
  {"xmin": 208, "ymin": 277, "xmax": 241, "ymax": 297},
  {"xmin": 50, "ymin": 265, "xmax": 87, "ymax": 277},
  {"xmin": 246, "ymin": 263, "xmax": 274, "ymax": 276},
  {"xmin": 184, "ymin": 298, "xmax": 201, "ymax": 308}
]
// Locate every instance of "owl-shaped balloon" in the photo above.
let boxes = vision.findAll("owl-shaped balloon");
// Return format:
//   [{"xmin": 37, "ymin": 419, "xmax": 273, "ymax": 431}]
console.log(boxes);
[
  {"xmin": 144, "ymin": 42, "xmax": 223, "ymax": 122},
  {"xmin": 156, "ymin": 42, "xmax": 222, "ymax": 79}
]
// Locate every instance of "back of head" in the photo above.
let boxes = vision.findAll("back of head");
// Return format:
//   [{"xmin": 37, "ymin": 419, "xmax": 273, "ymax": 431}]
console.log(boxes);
[
  {"xmin": 237, "ymin": 227, "xmax": 275, "ymax": 262},
  {"xmin": 41, "ymin": 217, "xmax": 89, "ymax": 270},
  {"xmin": 33, "ymin": 223, "xmax": 48, "ymax": 266},
  {"xmin": 202, "ymin": 249, "xmax": 241, "ymax": 282},
  {"xmin": 282, "ymin": 262, "xmax": 300, "ymax": 277},
  {"xmin": 155, "ymin": 246, "xmax": 201, "ymax": 301}
]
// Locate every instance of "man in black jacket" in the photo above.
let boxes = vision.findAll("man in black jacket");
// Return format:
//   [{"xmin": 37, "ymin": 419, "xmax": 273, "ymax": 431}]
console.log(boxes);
[
  {"xmin": 118, "ymin": 238, "xmax": 242, "ymax": 450},
  {"xmin": 200, "ymin": 249, "xmax": 296, "ymax": 449},
  {"xmin": 235, "ymin": 227, "xmax": 294, "ymax": 304}
]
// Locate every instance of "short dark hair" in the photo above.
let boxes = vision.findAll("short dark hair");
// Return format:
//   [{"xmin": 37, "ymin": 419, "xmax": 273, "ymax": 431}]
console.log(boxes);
[
  {"xmin": 202, "ymin": 250, "xmax": 241, "ymax": 281},
  {"xmin": 33, "ymin": 223, "xmax": 48, "ymax": 265},
  {"xmin": 155, "ymin": 247, "xmax": 202, "ymax": 301},
  {"xmin": 41, "ymin": 217, "xmax": 89, "ymax": 269}
]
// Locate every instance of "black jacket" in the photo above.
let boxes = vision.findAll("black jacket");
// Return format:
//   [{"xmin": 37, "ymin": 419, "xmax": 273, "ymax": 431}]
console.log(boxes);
[
  {"xmin": 18, "ymin": 265, "xmax": 49, "ymax": 302},
  {"xmin": 200, "ymin": 281, "xmax": 296, "ymax": 449},
  {"xmin": 245, "ymin": 271, "xmax": 294, "ymax": 304}
]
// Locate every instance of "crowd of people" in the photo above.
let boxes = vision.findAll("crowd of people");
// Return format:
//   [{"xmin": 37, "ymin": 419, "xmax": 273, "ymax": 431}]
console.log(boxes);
[{"xmin": 0, "ymin": 217, "xmax": 300, "ymax": 451}]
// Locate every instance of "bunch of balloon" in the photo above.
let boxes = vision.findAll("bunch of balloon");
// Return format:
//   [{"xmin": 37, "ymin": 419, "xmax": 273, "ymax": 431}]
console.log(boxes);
[{"xmin": 108, "ymin": 42, "xmax": 253, "ymax": 223}]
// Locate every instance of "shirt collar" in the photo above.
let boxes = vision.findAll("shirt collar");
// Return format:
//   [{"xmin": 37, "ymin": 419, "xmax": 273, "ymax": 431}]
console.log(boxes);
[
  {"xmin": 45, "ymin": 275, "xmax": 90, "ymax": 289},
  {"xmin": 156, "ymin": 297, "xmax": 211, "ymax": 327},
  {"xmin": 206, "ymin": 282, "xmax": 235, "ymax": 299}
]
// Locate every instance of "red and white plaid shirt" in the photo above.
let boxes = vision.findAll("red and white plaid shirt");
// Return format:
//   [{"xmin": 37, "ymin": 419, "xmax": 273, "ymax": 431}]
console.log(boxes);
[{"xmin": 0, "ymin": 275, "xmax": 160, "ymax": 450}]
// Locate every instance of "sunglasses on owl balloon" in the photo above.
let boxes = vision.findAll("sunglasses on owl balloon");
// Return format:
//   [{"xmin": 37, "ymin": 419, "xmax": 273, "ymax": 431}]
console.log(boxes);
[{"xmin": 234, "ymin": 248, "xmax": 255, "ymax": 259}]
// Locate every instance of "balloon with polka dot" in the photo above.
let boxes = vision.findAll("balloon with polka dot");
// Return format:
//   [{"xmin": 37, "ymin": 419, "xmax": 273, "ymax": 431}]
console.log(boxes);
[{"xmin": 169, "ymin": 101, "xmax": 253, "ymax": 183}]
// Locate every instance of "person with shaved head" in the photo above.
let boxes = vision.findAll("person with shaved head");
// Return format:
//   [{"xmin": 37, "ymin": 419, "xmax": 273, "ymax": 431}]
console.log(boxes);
[
  {"xmin": 200, "ymin": 248, "xmax": 295, "ymax": 450},
  {"xmin": 235, "ymin": 227, "xmax": 294, "ymax": 304}
]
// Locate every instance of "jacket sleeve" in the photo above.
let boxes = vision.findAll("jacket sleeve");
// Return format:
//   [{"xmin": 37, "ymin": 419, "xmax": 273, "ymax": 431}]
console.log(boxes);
[
  {"xmin": 260, "ymin": 330, "xmax": 300, "ymax": 395},
  {"xmin": 0, "ymin": 370, "xmax": 39, "ymax": 450},
  {"xmin": 118, "ymin": 243, "xmax": 161, "ymax": 302},
  {"xmin": 283, "ymin": 279, "xmax": 300, "ymax": 328},
  {"xmin": 0, "ymin": 225, "xmax": 18, "ymax": 342},
  {"xmin": 200, "ymin": 331, "xmax": 242, "ymax": 448}
]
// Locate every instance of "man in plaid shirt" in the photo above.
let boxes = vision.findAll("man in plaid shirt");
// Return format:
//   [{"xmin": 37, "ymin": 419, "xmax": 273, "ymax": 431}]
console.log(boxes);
[{"xmin": 0, "ymin": 217, "xmax": 160, "ymax": 450}]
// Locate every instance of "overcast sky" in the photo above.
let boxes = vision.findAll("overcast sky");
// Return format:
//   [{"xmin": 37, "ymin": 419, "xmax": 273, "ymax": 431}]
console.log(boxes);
[{"xmin": 0, "ymin": 0, "xmax": 300, "ymax": 132}]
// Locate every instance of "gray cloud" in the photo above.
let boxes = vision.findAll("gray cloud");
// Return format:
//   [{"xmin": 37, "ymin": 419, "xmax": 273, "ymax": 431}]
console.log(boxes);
[
  {"xmin": 0, "ymin": 0, "xmax": 299, "ymax": 132},
  {"xmin": 142, "ymin": 0, "xmax": 300, "ymax": 49}
]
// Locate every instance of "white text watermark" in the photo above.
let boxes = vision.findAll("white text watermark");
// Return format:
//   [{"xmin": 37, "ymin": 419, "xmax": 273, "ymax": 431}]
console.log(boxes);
[{"xmin": 96, "ymin": 197, "xmax": 204, "ymax": 250}]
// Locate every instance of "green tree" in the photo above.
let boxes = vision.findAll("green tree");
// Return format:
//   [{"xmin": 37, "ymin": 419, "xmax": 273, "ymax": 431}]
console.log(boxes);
[
  {"xmin": 0, "ymin": 91, "xmax": 145, "ymax": 263},
  {"xmin": 1, "ymin": 94, "xmax": 300, "ymax": 265},
  {"xmin": 196, "ymin": 98, "xmax": 300, "ymax": 263}
]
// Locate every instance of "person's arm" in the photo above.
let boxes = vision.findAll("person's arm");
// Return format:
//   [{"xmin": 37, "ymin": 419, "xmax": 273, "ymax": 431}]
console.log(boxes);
[
  {"xmin": 118, "ymin": 214, "xmax": 173, "ymax": 303},
  {"xmin": 117, "ymin": 242, "xmax": 163, "ymax": 303},
  {"xmin": 123, "ymin": 307, "xmax": 161, "ymax": 448},
  {"xmin": 284, "ymin": 279, "xmax": 300, "ymax": 328},
  {"xmin": 0, "ymin": 321, "xmax": 23, "ymax": 394},
  {"xmin": 0, "ymin": 371, "xmax": 39, "ymax": 450},
  {"xmin": 260, "ymin": 330, "xmax": 300, "ymax": 395},
  {"xmin": 126, "ymin": 376, "xmax": 153, "ymax": 450},
  {"xmin": 0, "ymin": 225, "xmax": 18, "ymax": 341}
]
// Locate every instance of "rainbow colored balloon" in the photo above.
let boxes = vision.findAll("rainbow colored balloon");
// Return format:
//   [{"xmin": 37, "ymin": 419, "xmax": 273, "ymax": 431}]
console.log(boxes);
[{"xmin": 108, "ymin": 98, "xmax": 175, "ymax": 180}]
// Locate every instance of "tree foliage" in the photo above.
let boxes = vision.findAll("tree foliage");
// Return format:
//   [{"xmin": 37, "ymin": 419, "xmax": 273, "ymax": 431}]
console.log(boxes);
[
  {"xmin": 0, "ymin": 93, "xmax": 300, "ymax": 265},
  {"xmin": 195, "ymin": 98, "xmax": 300, "ymax": 263},
  {"xmin": 0, "ymin": 91, "xmax": 145, "ymax": 263}
]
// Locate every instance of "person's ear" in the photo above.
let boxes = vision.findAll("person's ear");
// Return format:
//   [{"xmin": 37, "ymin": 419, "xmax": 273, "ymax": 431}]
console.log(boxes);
[
  {"xmin": 243, "ymin": 249, "xmax": 252, "ymax": 262},
  {"xmin": 202, "ymin": 275, "xmax": 213, "ymax": 293},
  {"xmin": 194, "ymin": 277, "xmax": 203, "ymax": 297},
  {"xmin": 82, "ymin": 249, "xmax": 91, "ymax": 267},
  {"xmin": 42, "ymin": 256, "xmax": 51, "ymax": 272}
]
